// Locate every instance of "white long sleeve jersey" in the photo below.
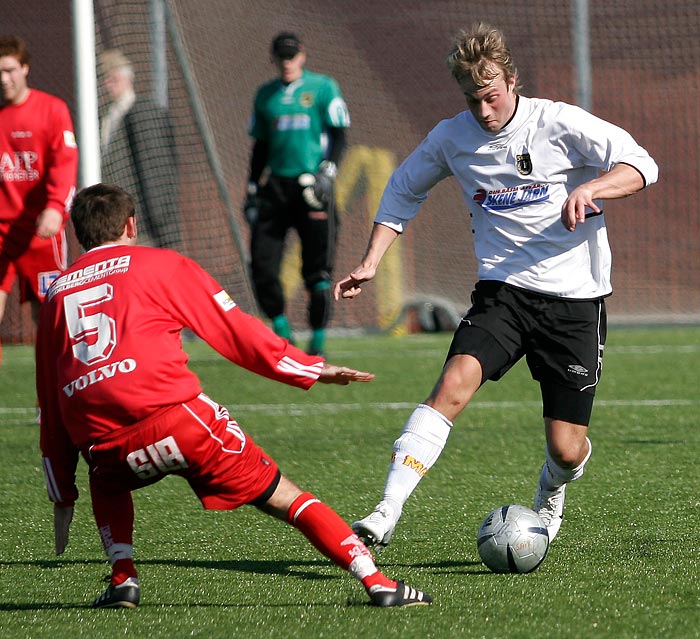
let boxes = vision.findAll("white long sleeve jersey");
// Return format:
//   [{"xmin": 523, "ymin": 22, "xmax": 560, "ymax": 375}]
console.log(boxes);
[{"xmin": 375, "ymin": 96, "xmax": 659, "ymax": 299}]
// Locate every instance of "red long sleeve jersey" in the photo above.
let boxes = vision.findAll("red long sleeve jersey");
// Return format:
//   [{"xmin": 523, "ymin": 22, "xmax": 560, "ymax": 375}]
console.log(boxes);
[
  {"xmin": 37, "ymin": 245, "xmax": 323, "ymax": 502},
  {"xmin": 0, "ymin": 89, "xmax": 78, "ymax": 232}
]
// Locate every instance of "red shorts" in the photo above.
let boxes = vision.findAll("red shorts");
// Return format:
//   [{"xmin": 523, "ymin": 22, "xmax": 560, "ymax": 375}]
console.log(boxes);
[
  {"xmin": 0, "ymin": 223, "xmax": 67, "ymax": 301},
  {"xmin": 84, "ymin": 393, "xmax": 281, "ymax": 510}
]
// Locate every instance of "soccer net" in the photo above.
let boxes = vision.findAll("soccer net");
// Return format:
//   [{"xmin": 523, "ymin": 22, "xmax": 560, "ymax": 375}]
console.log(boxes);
[{"xmin": 3, "ymin": 0, "xmax": 699, "ymax": 346}]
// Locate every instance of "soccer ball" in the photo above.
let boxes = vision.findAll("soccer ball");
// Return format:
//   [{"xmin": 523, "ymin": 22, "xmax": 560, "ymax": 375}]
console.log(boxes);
[{"xmin": 476, "ymin": 504, "xmax": 549, "ymax": 574}]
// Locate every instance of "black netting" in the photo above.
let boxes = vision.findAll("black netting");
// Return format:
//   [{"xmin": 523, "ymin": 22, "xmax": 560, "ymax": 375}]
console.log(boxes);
[{"xmin": 3, "ymin": 0, "xmax": 699, "ymax": 344}]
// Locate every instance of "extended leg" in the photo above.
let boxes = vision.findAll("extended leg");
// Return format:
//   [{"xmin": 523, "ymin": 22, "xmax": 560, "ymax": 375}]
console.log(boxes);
[
  {"xmin": 259, "ymin": 474, "xmax": 432, "ymax": 606},
  {"xmin": 352, "ymin": 354, "xmax": 482, "ymax": 550}
]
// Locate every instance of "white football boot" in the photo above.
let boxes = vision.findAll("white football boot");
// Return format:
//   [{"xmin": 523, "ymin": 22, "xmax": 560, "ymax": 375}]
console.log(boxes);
[
  {"xmin": 534, "ymin": 477, "xmax": 566, "ymax": 541},
  {"xmin": 351, "ymin": 501, "xmax": 398, "ymax": 552}
]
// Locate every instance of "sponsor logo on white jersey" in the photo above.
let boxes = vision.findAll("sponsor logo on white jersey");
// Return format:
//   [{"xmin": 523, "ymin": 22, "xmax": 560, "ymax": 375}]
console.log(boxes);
[{"xmin": 473, "ymin": 183, "xmax": 550, "ymax": 213}]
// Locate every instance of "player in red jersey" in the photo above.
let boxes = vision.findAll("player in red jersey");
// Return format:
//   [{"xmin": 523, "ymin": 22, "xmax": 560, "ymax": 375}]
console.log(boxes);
[
  {"xmin": 0, "ymin": 35, "xmax": 78, "ymax": 365},
  {"xmin": 37, "ymin": 183, "xmax": 432, "ymax": 609}
]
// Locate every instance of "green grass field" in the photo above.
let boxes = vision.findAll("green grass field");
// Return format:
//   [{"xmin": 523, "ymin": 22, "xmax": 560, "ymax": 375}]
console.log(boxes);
[{"xmin": 1, "ymin": 326, "xmax": 699, "ymax": 638}]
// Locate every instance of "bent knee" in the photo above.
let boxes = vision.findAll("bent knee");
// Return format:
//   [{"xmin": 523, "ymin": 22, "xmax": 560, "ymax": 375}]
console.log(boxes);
[
  {"xmin": 548, "ymin": 448, "xmax": 583, "ymax": 470},
  {"xmin": 426, "ymin": 355, "xmax": 482, "ymax": 415},
  {"xmin": 546, "ymin": 431, "xmax": 591, "ymax": 469}
]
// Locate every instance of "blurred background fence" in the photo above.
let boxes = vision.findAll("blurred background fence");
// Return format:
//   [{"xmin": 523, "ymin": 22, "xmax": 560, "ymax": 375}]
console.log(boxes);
[{"xmin": 3, "ymin": 0, "xmax": 699, "ymax": 344}]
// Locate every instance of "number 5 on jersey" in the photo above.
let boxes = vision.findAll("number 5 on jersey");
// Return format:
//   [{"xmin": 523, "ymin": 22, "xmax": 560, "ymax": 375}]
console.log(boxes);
[{"xmin": 63, "ymin": 284, "xmax": 117, "ymax": 365}]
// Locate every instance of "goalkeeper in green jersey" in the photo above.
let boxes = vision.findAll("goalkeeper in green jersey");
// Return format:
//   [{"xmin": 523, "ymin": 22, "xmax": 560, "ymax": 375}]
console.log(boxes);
[{"xmin": 244, "ymin": 32, "xmax": 350, "ymax": 356}]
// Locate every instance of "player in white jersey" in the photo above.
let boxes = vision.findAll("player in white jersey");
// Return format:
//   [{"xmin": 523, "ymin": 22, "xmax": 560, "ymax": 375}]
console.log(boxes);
[{"xmin": 334, "ymin": 23, "xmax": 658, "ymax": 549}]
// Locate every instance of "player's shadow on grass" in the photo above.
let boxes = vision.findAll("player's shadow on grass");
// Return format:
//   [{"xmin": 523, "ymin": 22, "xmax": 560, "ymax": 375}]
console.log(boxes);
[
  {"xmin": 0, "ymin": 557, "xmax": 482, "ymax": 611},
  {"xmin": 0, "ymin": 602, "xmax": 88, "ymax": 611},
  {"xmin": 143, "ymin": 557, "xmax": 482, "ymax": 577},
  {"xmin": 0, "ymin": 557, "xmax": 339, "ymax": 582},
  {"xmin": 0, "ymin": 600, "xmax": 350, "ymax": 611},
  {"xmin": 0, "ymin": 558, "xmax": 384, "ymax": 611},
  {"xmin": 381, "ymin": 558, "xmax": 489, "ymax": 575},
  {"xmin": 147, "ymin": 557, "xmax": 341, "ymax": 580},
  {"xmin": 0, "ymin": 557, "xmax": 482, "ymax": 578}
]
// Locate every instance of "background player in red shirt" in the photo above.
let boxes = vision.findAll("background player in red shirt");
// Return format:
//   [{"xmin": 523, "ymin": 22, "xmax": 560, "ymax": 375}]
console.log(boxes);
[
  {"xmin": 37, "ymin": 183, "xmax": 431, "ymax": 609},
  {"xmin": 0, "ymin": 35, "xmax": 78, "ymax": 365}
]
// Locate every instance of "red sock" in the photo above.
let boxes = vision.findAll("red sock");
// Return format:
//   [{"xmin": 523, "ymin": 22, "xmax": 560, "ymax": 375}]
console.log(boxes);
[
  {"xmin": 361, "ymin": 570, "xmax": 396, "ymax": 591},
  {"xmin": 288, "ymin": 492, "xmax": 396, "ymax": 591},
  {"xmin": 111, "ymin": 558, "xmax": 138, "ymax": 585},
  {"xmin": 90, "ymin": 482, "xmax": 137, "ymax": 585}
]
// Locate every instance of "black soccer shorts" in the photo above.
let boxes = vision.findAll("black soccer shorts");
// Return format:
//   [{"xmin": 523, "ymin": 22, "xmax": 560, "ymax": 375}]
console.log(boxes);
[{"xmin": 446, "ymin": 280, "xmax": 607, "ymax": 425}]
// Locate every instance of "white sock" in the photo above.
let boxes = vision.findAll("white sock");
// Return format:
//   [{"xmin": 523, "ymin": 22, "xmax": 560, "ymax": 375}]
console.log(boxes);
[
  {"xmin": 106, "ymin": 542, "xmax": 133, "ymax": 564},
  {"xmin": 539, "ymin": 436, "xmax": 592, "ymax": 490},
  {"xmin": 381, "ymin": 404, "xmax": 452, "ymax": 515}
]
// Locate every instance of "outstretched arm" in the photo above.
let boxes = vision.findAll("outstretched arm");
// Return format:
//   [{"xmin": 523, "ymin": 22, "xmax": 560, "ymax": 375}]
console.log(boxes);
[
  {"xmin": 334, "ymin": 223, "xmax": 400, "ymax": 300},
  {"xmin": 561, "ymin": 163, "xmax": 645, "ymax": 232}
]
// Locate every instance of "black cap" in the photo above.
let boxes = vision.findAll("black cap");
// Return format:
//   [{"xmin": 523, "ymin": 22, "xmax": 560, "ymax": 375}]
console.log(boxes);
[{"xmin": 271, "ymin": 32, "xmax": 302, "ymax": 59}]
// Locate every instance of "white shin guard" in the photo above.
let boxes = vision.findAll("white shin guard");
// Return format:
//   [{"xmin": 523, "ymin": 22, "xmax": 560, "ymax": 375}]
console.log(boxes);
[
  {"xmin": 382, "ymin": 404, "xmax": 453, "ymax": 511},
  {"xmin": 106, "ymin": 542, "xmax": 134, "ymax": 565}
]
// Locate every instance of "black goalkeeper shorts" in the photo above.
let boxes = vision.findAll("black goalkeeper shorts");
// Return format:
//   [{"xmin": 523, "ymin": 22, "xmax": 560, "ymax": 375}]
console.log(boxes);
[{"xmin": 446, "ymin": 280, "xmax": 607, "ymax": 425}]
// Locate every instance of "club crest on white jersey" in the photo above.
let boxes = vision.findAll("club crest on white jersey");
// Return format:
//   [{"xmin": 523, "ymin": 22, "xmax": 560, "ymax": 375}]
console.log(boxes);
[{"xmin": 516, "ymin": 153, "xmax": 533, "ymax": 175}]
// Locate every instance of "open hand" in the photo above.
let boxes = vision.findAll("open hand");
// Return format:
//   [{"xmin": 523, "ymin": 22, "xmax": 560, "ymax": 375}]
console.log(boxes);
[{"xmin": 318, "ymin": 364, "xmax": 375, "ymax": 385}]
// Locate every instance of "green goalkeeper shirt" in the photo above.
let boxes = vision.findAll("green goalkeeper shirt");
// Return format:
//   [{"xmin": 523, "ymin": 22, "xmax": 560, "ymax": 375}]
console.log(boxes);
[{"xmin": 249, "ymin": 69, "xmax": 350, "ymax": 178}]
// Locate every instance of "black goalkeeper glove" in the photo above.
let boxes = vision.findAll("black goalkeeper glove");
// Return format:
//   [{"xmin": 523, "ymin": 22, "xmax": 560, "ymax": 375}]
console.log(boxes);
[
  {"xmin": 243, "ymin": 182, "xmax": 259, "ymax": 226},
  {"xmin": 299, "ymin": 160, "xmax": 337, "ymax": 211}
]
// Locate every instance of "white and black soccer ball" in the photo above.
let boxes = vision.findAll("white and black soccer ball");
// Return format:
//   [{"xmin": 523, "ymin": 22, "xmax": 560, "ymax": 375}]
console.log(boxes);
[{"xmin": 476, "ymin": 504, "xmax": 549, "ymax": 574}]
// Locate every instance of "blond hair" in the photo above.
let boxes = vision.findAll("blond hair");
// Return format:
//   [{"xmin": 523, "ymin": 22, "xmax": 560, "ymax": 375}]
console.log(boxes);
[
  {"xmin": 99, "ymin": 49, "xmax": 134, "ymax": 80},
  {"xmin": 446, "ymin": 23, "xmax": 520, "ymax": 91}
]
